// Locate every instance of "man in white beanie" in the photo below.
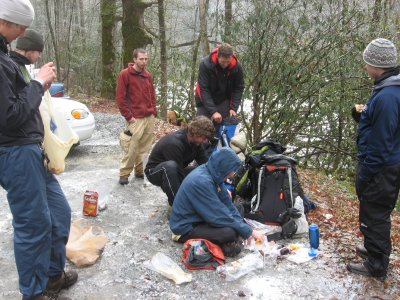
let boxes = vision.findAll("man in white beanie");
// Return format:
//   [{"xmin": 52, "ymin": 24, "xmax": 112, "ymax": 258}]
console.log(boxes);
[
  {"xmin": 347, "ymin": 38, "xmax": 400, "ymax": 278},
  {"xmin": 0, "ymin": 0, "xmax": 77, "ymax": 299}
]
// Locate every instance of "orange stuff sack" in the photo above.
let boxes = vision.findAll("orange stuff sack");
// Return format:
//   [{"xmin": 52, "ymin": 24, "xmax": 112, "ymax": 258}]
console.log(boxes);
[{"xmin": 182, "ymin": 239, "xmax": 225, "ymax": 270}]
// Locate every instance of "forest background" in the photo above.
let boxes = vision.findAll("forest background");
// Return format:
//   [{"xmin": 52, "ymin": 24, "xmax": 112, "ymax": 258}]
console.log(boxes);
[{"xmin": 26, "ymin": 0, "xmax": 400, "ymax": 184}]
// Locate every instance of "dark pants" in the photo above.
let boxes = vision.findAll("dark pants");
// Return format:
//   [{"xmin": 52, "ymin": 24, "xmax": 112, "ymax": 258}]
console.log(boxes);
[
  {"xmin": 356, "ymin": 163, "xmax": 400, "ymax": 277},
  {"xmin": 0, "ymin": 144, "xmax": 71, "ymax": 299},
  {"xmin": 145, "ymin": 160, "xmax": 195, "ymax": 206},
  {"xmin": 178, "ymin": 223, "xmax": 238, "ymax": 246},
  {"xmin": 177, "ymin": 204, "xmax": 244, "ymax": 246}
]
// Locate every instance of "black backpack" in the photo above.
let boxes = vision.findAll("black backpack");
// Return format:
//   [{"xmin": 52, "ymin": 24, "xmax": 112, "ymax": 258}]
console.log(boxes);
[
  {"xmin": 248, "ymin": 154, "xmax": 299, "ymax": 224},
  {"xmin": 233, "ymin": 139, "xmax": 304, "ymax": 239}
]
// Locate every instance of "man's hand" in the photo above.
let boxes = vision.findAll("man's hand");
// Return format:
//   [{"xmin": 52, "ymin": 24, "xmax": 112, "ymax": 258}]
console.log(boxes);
[
  {"xmin": 229, "ymin": 110, "xmax": 237, "ymax": 117},
  {"xmin": 128, "ymin": 117, "xmax": 136, "ymax": 124},
  {"xmin": 36, "ymin": 62, "xmax": 56, "ymax": 91},
  {"xmin": 246, "ymin": 230, "xmax": 266, "ymax": 244},
  {"xmin": 355, "ymin": 104, "xmax": 365, "ymax": 113},
  {"xmin": 211, "ymin": 112, "xmax": 222, "ymax": 123}
]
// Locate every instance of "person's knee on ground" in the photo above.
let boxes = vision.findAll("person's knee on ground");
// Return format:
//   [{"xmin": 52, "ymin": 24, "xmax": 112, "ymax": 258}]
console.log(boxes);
[{"xmin": 160, "ymin": 160, "xmax": 183, "ymax": 205}]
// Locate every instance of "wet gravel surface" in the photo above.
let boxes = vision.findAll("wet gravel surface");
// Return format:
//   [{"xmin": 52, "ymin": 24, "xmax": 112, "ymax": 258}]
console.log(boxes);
[{"xmin": 0, "ymin": 112, "xmax": 396, "ymax": 300}]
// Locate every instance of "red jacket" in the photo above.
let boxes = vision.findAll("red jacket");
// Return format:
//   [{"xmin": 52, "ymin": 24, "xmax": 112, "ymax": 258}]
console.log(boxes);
[{"xmin": 116, "ymin": 63, "xmax": 157, "ymax": 121}]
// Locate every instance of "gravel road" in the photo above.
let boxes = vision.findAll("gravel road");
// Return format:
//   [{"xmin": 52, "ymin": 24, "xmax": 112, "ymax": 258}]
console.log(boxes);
[{"xmin": 0, "ymin": 112, "xmax": 393, "ymax": 300}]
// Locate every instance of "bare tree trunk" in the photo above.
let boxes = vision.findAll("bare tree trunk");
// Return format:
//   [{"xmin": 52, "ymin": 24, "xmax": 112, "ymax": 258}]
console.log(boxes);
[
  {"xmin": 189, "ymin": 35, "xmax": 202, "ymax": 117},
  {"xmin": 158, "ymin": 0, "xmax": 168, "ymax": 120},
  {"xmin": 101, "ymin": 0, "xmax": 117, "ymax": 99},
  {"xmin": 45, "ymin": 0, "xmax": 61, "ymax": 78},
  {"xmin": 78, "ymin": 0, "xmax": 86, "ymax": 44},
  {"xmin": 332, "ymin": 0, "xmax": 349, "ymax": 173},
  {"xmin": 199, "ymin": 0, "xmax": 210, "ymax": 56},
  {"xmin": 121, "ymin": 0, "xmax": 153, "ymax": 67},
  {"xmin": 224, "ymin": 0, "xmax": 232, "ymax": 43},
  {"xmin": 370, "ymin": 0, "xmax": 382, "ymax": 34}
]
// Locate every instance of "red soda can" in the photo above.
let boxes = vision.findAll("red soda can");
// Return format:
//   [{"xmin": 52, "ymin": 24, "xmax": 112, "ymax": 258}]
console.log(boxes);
[{"xmin": 83, "ymin": 190, "xmax": 99, "ymax": 216}]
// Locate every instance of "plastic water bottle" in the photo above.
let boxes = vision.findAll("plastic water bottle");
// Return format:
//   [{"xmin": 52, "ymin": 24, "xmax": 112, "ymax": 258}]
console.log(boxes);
[{"xmin": 308, "ymin": 224, "xmax": 319, "ymax": 257}]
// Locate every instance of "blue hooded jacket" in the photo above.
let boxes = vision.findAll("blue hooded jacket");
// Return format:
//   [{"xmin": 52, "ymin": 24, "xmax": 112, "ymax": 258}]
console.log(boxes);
[
  {"xmin": 357, "ymin": 73, "xmax": 400, "ymax": 182},
  {"xmin": 169, "ymin": 147, "xmax": 253, "ymax": 239}
]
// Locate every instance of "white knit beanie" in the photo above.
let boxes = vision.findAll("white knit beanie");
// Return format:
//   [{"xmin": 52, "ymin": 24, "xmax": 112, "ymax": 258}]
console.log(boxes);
[
  {"xmin": 363, "ymin": 38, "xmax": 397, "ymax": 68},
  {"xmin": 0, "ymin": 0, "xmax": 35, "ymax": 27}
]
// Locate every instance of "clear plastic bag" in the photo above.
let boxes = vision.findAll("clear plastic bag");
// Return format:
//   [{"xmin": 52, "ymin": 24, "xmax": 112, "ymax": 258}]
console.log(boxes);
[
  {"xmin": 145, "ymin": 252, "xmax": 192, "ymax": 284},
  {"xmin": 216, "ymin": 253, "xmax": 264, "ymax": 281}
]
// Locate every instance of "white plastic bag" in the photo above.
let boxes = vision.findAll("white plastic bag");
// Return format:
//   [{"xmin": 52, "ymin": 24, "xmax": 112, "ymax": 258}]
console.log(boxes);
[
  {"xmin": 293, "ymin": 196, "xmax": 309, "ymax": 235},
  {"xmin": 40, "ymin": 91, "xmax": 79, "ymax": 174}
]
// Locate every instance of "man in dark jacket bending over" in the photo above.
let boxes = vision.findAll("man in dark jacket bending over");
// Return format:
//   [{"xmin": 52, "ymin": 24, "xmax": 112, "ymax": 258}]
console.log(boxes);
[
  {"xmin": 145, "ymin": 116, "xmax": 215, "ymax": 206},
  {"xmin": 195, "ymin": 43, "xmax": 244, "ymax": 124}
]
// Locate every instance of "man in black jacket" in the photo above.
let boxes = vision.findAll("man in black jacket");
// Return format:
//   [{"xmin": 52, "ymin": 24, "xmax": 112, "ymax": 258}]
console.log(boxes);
[
  {"xmin": 145, "ymin": 116, "xmax": 215, "ymax": 206},
  {"xmin": 0, "ymin": 2, "xmax": 77, "ymax": 299},
  {"xmin": 195, "ymin": 43, "xmax": 244, "ymax": 124}
]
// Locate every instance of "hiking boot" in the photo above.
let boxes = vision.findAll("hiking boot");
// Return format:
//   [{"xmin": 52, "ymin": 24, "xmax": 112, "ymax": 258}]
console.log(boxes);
[
  {"xmin": 135, "ymin": 173, "xmax": 144, "ymax": 179},
  {"xmin": 347, "ymin": 261, "xmax": 387, "ymax": 278},
  {"xmin": 347, "ymin": 262, "xmax": 372, "ymax": 276},
  {"xmin": 119, "ymin": 176, "xmax": 129, "ymax": 185},
  {"xmin": 356, "ymin": 244, "xmax": 368, "ymax": 259},
  {"xmin": 27, "ymin": 294, "xmax": 71, "ymax": 300},
  {"xmin": 222, "ymin": 241, "xmax": 242, "ymax": 257},
  {"xmin": 46, "ymin": 270, "xmax": 78, "ymax": 294}
]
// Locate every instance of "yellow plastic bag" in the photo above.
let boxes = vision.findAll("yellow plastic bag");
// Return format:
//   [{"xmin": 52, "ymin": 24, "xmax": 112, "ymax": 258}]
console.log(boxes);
[
  {"xmin": 66, "ymin": 218, "xmax": 108, "ymax": 267},
  {"xmin": 39, "ymin": 91, "xmax": 79, "ymax": 174}
]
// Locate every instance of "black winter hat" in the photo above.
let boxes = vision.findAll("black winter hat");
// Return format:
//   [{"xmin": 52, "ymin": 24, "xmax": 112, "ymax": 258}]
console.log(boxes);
[{"xmin": 16, "ymin": 29, "xmax": 44, "ymax": 52}]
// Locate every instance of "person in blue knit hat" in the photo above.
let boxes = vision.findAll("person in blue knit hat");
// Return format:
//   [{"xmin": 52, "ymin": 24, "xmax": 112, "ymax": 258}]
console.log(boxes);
[{"xmin": 347, "ymin": 38, "xmax": 400, "ymax": 278}]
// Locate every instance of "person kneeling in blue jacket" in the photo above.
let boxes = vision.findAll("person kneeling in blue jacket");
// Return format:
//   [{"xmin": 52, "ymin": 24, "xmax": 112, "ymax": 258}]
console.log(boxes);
[{"xmin": 169, "ymin": 147, "xmax": 265, "ymax": 257}]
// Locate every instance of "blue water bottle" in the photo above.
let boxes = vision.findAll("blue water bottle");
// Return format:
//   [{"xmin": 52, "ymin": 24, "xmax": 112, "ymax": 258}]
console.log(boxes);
[{"xmin": 308, "ymin": 224, "xmax": 319, "ymax": 257}]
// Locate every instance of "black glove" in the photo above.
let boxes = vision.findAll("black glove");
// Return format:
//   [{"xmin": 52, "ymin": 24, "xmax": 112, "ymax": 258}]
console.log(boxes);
[
  {"xmin": 281, "ymin": 219, "xmax": 298, "ymax": 239},
  {"xmin": 276, "ymin": 211, "xmax": 290, "ymax": 225},
  {"xmin": 287, "ymin": 208, "xmax": 302, "ymax": 219}
]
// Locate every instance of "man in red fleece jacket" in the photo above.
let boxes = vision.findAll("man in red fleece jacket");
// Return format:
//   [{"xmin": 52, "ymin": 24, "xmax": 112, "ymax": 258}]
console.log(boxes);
[{"xmin": 116, "ymin": 48, "xmax": 157, "ymax": 185}]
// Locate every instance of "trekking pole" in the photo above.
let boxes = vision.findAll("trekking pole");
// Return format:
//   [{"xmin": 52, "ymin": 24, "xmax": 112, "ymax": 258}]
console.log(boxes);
[
  {"xmin": 221, "ymin": 126, "xmax": 230, "ymax": 147},
  {"xmin": 288, "ymin": 167, "xmax": 294, "ymax": 207}
]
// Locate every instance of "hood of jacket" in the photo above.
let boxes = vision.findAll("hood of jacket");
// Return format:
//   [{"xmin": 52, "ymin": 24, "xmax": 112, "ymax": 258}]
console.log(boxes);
[
  {"xmin": 374, "ymin": 72, "xmax": 400, "ymax": 91},
  {"xmin": 205, "ymin": 147, "xmax": 241, "ymax": 184},
  {"xmin": 206, "ymin": 47, "xmax": 238, "ymax": 71},
  {"xmin": 127, "ymin": 62, "xmax": 150, "ymax": 78},
  {"xmin": 10, "ymin": 51, "xmax": 30, "ymax": 66}
]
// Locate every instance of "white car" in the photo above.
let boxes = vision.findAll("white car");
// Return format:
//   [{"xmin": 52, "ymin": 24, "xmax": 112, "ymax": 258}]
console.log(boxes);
[
  {"xmin": 48, "ymin": 82, "xmax": 95, "ymax": 143},
  {"xmin": 51, "ymin": 96, "xmax": 95, "ymax": 142},
  {"xmin": 28, "ymin": 65, "xmax": 96, "ymax": 143}
]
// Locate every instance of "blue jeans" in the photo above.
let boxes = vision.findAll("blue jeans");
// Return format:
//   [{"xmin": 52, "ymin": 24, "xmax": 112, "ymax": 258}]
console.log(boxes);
[{"xmin": 0, "ymin": 144, "xmax": 71, "ymax": 299}]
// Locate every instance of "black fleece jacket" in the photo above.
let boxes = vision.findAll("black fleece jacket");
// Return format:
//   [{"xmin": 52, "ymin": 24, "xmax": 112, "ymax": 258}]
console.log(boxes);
[{"xmin": 0, "ymin": 34, "xmax": 44, "ymax": 146}]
